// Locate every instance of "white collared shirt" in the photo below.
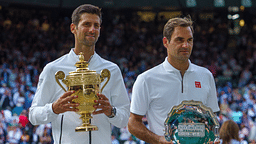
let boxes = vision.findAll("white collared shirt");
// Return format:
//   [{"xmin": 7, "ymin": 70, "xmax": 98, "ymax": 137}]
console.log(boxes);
[
  {"xmin": 29, "ymin": 49, "xmax": 130, "ymax": 144},
  {"xmin": 130, "ymin": 57, "xmax": 219, "ymax": 135}
]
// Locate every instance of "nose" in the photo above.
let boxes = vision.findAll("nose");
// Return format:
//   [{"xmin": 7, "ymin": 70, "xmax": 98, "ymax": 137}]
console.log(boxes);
[
  {"xmin": 182, "ymin": 41, "xmax": 189, "ymax": 48},
  {"xmin": 89, "ymin": 26, "xmax": 95, "ymax": 33}
]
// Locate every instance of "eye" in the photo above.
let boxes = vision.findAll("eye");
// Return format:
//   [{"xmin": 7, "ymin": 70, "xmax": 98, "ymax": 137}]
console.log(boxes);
[
  {"xmin": 176, "ymin": 37, "xmax": 183, "ymax": 42},
  {"xmin": 94, "ymin": 24, "xmax": 100, "ymax": 29},
  {"xmin": 83, "ymin": 23, "xmax": 90, "ymax": 27},
  {"xmin": 188, "ymin": 38, "xmax": 193, "ymax": 43}
]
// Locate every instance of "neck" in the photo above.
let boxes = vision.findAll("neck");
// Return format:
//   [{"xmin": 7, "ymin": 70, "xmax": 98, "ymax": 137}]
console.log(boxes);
[
  {"xmin": 74, "ymin": 45, "xmax": 95, "ymax": 61},
  {"xmin": 167, "ymin": 57, "xmax": 189, "ymax": 77}
]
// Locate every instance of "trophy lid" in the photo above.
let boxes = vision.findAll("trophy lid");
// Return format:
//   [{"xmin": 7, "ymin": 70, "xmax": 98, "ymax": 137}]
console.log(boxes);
[{"xmin": 70, "ymin": 52, "xmax": 96, "ymax": 75}]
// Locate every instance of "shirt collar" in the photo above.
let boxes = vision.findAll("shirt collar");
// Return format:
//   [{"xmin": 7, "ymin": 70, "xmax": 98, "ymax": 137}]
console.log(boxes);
[
  {"xmin": 69, "ymin": 48, "xmax": 98, "ymax": 65},
  {"xmin": 163, "ymin": 57, "xmax": 195, "ymax": 73}
]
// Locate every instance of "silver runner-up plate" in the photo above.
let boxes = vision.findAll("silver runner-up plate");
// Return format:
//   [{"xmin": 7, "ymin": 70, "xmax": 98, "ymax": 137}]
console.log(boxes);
[{"xmin": 164, "ymin": 100, "xmax": 220, "ymax": 144}]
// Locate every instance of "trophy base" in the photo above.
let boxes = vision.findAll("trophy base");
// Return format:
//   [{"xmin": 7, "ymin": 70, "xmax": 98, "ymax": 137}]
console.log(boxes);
[{"xmin": 75, "ymin": 125, "xmax": 98, "ymax": 132}]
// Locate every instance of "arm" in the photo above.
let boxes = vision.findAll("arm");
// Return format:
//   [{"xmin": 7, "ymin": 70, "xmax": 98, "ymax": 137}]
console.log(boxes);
[
  {"xmin": 206, "ymin": 72, "xmax": 220, "ymax": 112},
  {"xmin": 29, "ymin": 70, "xmax": 59, "ymax": 125},
  {"xmin": 29, "ymin": 65, "xmax": 79, "ymax": 125},
  {"xmin": 29, "ymin": 86, "xmax": 79, "ymax": 125},
  {"xmin": 93, "ymin": 66, "xmax": 130, "ymax": 128},
  {"xmin": 128, "ymin": 113, "xmax": 172, "ymax": 144}
]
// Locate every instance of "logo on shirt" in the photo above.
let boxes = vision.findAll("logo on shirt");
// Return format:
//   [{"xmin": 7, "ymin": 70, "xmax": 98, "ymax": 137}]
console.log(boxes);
[{"xmin": 195, "ymin": 81, "xmax": 201, "ymax": 88}]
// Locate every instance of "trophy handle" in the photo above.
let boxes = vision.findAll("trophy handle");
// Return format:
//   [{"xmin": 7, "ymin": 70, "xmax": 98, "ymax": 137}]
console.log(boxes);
[
  {"xmin": 100, "ymin": 69, "xmax": 110, "ymax": 93},
  {"xmin": 55, "ymin": 71, "xmax": 67, "ymax": 92}
]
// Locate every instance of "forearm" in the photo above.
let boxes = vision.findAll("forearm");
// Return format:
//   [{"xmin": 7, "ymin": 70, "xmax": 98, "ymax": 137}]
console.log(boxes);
[
  {"xmin": 108, "ymin": 103, "xmax": 130, "ymax": 128},
  {"xmin": 128, "ymin": 117, "xmax": 160, "ymax": 144},
  {"xmin": 29, "ymin": 103, "xmax": 58, "ymax": 125},
  {"xmin": 108, "ymin": 75, "xmax": 131, "ymax": 128}
]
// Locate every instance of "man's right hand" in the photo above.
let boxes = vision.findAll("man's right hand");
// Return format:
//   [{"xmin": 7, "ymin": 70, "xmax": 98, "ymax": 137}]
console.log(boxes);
[
  {"xmin": 158, "ymin": 136, "xmax": 174, "ymax": 144},
  {"xmin": 128, "ymin": 113, "xmax": 174, "ymax": 144},
  {"xmin": 52, "ymin": 91, "xmax": 79, "ymax": 114}
]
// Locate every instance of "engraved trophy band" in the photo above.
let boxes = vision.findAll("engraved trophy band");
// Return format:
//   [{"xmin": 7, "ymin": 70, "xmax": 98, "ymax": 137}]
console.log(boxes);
[{"xmin": 164, "ymin": 100, "xmax": 220, "ymax": 144}]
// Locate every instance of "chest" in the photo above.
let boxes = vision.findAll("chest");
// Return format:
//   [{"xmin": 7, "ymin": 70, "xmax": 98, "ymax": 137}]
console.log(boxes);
[{"xmin": 147, "ymin": 72, "xmax": 210, "ymax": 109}]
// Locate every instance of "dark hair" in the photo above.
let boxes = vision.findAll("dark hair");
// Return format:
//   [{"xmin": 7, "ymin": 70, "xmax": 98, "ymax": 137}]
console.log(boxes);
[
  {"xmin": 163, "ymin": 15, "xmax": 194, "ymax": 41},
  {"xmin": 219, "ymin": 120, "xmax": 240, "ymax": 144},
  {"xmin": 71, "ymin": 4, "xmax": 102, "ymax": 26}
]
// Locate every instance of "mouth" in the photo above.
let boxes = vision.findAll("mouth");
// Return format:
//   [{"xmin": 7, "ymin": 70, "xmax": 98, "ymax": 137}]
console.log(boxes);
[
  {"xmin": 179, "ymin": 49, "xmax": 189, "ymax": 54},
  {"xmin": 180, "ymin": 51, "xmax": 189, "ymax": 53},
  {"xmin": 86, "ymin": 35, "xmax": 95, "ymax": 40}
]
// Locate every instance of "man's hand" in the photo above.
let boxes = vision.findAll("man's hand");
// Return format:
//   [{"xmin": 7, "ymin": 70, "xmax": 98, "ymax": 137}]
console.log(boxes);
[
  {"xmin": 52, "ymin": 91, "xmax": 79, "ymax": 114},
  {"xmin": 92, "ymin": 93, "xmax": 112, "ymax": 117},
  {"xmin": 212, "ymin": 140, "xmax": 220, "ymax": 144},
  {"xmin": 158, "ymin": 136, "xmax": 174, "ymax": 144},
  {"xmin": 128, "ymin": 113, "xmax": 173, "ymax": 144}
]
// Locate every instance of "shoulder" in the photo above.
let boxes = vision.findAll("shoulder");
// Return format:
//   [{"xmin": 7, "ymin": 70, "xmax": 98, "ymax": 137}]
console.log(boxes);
[
  {"xmin": 137, "ymin": 64, "xmax": 163, "ymax": 80},
  {"xmin": 97, "ymin": 56, "xmax": 121, "ymax": 72},
  {"xmin": 190, "ymin": 63, "xmax": 213, "ymax": 77},
  {"xmin": 191, "ymin": 63, "xmax": 212, "ymax": 74},
  {"xmin": 40, "ymin": 54, "xmax": 68, "ymax": 76}
]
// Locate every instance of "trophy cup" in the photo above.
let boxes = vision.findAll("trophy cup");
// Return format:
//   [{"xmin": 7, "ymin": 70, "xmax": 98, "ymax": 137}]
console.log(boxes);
[
  {"xmin": 55, "ymin": 52, "xmax": 110, "ymax": 132},
  {"xmin": 164, "ymin": 100, "xmax": 220, "ymax": 144}
]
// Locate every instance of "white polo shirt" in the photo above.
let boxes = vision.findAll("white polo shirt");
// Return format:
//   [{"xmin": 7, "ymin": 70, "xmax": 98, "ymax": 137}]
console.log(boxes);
[
  {"xmin": 29, "ymin": 49, "xmax": 130, "ymax": 144},
  {"xmin": 130, "ymin": 58, "xmax": 219, "ymax": 135}
]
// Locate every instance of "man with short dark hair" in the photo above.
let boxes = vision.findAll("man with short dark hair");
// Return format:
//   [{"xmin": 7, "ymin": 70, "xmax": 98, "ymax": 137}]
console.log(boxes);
[{"xmin": 29, "ymin": 4, "xmax": 130, "ymax": 144}]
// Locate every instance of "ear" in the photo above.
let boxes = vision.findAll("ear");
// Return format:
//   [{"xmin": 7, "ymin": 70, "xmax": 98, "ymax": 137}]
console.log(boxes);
[
  {"xmin": 163, "ymin": 37, "xmax": 169, "ymax": 48},
  {"xmin": 70, "ymin": 23, "xmax": 76, "ymax": 34}
]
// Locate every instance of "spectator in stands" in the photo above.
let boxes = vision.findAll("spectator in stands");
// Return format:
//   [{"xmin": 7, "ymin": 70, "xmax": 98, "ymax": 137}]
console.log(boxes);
[
  {"xmin": 232, "ymin": 107, "xmax": 243, "ymax": 127},
  {"xmin": 20, "ymin": 129, "xmax": 30, "ymax": 144},
  {"xmin": 238, "ymin": 66, "xmax": 252, "ymax": 88},
  {"xmin": 119, "ymin": 126, "xmax": 131, "ymax": 143},
  {"xmin": 0, "ymin": 89, "xmax": 14, "ymax": 110},
  {"xmin": 248, "ymin": 122, "xmax": 256, "ymax": 142},
  {"xmin": 124, "ymin": 136, "xmax": 137, "ymax": 144},
  {"xmin": 219, "ymin": 120, "xmax": 241, "ymax": 144},
  {"xmin": 1, "ymin": 68, "xmax": 10, "ymax": 85},
  {"xmin": 19, "ymin": 110, "xmax": 29, "ymax": 128},
  {"xmin": 30, "ymin": 126, "xmax": 40, "ymax": 144},
  {"xmin": 0, "ymin": 121, "xmax": 6, "ymax": 143},
  {"xmin": 7, "ymin": 124, "xmax": 22, "ymax": 144},
  {"xmin": 239, "ymin": 134, "xmax": 248, "ymax": 144},
  {"xmin": 111, "ymin": 134, "xmax": 120, "ymax": 144},
  {"xmin": 39, "ymin": 128, "xmax": 52, "ymax": 144}
]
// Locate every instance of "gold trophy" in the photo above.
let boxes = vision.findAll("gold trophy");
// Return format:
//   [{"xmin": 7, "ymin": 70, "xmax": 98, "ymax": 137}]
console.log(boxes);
[{"xmin": 55, "ymin": 52, "xmax": 110, "ymax": 132}]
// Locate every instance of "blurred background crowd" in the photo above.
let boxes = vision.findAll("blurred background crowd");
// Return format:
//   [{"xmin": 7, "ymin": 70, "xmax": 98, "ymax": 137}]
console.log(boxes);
[{"xmin": 1, "ymin": 1, "xmax": 256, "ymax": 144}]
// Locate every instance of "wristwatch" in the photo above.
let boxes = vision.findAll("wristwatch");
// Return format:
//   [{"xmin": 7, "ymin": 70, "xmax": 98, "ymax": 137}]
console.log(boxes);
[{"xmin": 108, "ymin": 106, "xmax": 116, "ymax": 118}]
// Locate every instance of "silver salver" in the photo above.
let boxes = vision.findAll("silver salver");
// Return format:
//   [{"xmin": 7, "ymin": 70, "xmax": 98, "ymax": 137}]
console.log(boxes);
[{"xmin": 164, "ymin": 100, "xmax": 220, "ymax": 144}]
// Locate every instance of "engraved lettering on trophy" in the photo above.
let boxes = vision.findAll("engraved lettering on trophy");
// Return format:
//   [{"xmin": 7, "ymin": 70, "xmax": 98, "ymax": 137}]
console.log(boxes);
[
  {"xmin": 178, "ymin": 123, "xmax": 205, "ymax": 137},
  {"xmin": 164, "ymin": 100, "xmax": 220, "ymax": 143}
]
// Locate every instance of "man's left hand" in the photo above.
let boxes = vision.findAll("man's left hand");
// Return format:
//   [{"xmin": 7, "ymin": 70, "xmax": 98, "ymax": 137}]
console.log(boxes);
[{"xmin": 92, "ymin": 93, "xmax": 112, "ymax": 117}]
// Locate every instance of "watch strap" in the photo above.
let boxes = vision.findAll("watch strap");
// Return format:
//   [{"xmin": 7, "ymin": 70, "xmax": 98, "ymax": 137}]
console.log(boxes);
[{"xmin": 108, "ymin": 106, "xmax": 116, "ymax": 118}]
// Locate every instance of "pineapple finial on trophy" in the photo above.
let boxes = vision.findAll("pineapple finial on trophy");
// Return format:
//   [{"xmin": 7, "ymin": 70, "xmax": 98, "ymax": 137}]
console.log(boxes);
[{"xmin": 75, "ymin": 52, "xmax": 89, "ymax": 71}]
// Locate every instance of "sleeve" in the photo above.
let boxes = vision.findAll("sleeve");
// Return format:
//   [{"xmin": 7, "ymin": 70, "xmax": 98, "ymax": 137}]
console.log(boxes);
[
  {"xmin": 206, "ymin": 73, "xmax": 220, "ymax": 113},
  {"xmin": 130, "ymin": 74, "xmax": 149, "ymax": 116},
  {"xmin": 106, "ymin": 67, "xmax": 130, "ymax": 128},
  {"xmin": 29, "ymin": 65, "xmax": 59, "ymax": 125}
]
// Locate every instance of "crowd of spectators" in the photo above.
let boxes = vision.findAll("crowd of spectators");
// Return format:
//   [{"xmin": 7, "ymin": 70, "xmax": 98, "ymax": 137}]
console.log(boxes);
[{"xmin": 0, "ymin": 5, "xmax": 256, "ymax": 144}]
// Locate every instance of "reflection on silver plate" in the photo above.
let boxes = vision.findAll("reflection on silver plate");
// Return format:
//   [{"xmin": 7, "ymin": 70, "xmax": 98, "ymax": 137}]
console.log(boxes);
[{"xmin": 164, "ymin": 100, "xmax": 219, "ymax": 144}]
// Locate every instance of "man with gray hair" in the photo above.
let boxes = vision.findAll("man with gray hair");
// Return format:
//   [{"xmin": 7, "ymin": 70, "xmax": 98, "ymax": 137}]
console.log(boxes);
[{"xmin": 128, "ymin": 16, "xmax": 219, "ymax": 143}]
